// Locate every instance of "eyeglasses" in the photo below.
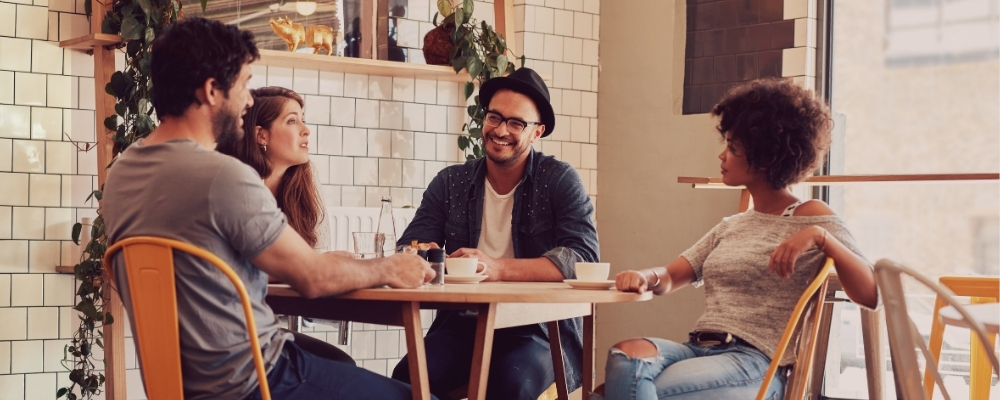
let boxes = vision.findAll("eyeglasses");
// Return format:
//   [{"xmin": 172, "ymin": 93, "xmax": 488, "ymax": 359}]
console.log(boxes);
[{"xmin": 482, "ymin": 110, "xmax": 541, "ymax": 135}]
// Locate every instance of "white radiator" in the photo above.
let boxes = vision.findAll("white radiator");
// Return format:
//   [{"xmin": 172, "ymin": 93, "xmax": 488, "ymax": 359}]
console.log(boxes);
[{"xmin": 324, "ymin": 206, "xmax": 418, "ymax": 252}]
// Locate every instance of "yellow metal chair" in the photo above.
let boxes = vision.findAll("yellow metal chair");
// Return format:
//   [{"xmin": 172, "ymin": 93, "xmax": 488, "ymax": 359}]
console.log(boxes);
[
  {"xmin": 924, "ymin": 276, "xmax": 999, "ymax": 400},
  {"xmin": 756, "ymin": 257, "xmax": 834, "ymax": 400},
  {"xmin": 104, "ymin": 236, "xmax": 272, "ymax": 400}
]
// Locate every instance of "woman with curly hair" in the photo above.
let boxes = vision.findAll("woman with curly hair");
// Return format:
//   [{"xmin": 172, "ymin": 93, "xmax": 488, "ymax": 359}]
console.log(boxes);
[
  {"xmin": 594, "ymin": 79, "xmax": 878, "ymax": 400},
  {"xmin": 217, "ymin": 86, "xmax": 329, "ymax": 251}
]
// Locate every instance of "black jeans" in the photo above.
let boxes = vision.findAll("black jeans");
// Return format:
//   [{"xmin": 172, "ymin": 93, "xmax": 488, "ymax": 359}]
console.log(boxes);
[
  {"xmin": 391, "ymin": 315, "xmax": 555, "ymax": 400},
  {"xmin": 246, "ymin": 339, "xmax": 435, "ymax": 400}
]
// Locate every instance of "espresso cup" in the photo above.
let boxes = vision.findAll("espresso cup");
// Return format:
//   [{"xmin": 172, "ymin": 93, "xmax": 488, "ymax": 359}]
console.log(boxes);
[
  {"xmin": 575, "ymin": 262, "xmax": 610, "ymax": 282},
  {"xmin": 446, "ymin": 257, "xmax": 487, "ymax": 277}
]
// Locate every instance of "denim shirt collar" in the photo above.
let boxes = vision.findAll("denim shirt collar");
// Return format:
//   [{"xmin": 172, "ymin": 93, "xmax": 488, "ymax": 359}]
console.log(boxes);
[{"xmin": 467, "ymin": 148, "xmax": 539, "ymax": 193}]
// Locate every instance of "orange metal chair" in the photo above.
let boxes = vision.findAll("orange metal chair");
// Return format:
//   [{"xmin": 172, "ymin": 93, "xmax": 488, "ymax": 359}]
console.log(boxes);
[
  {"xmin": 756, "ymin": 257, "xmax": 834, "ymax": 400},
  {"xmin": 103, "ymin": 236, "xmax": 272, "ymax": 400},
  {"xmin": 924, "ymin": 276, "xmax": 999, "ymax": 400}
]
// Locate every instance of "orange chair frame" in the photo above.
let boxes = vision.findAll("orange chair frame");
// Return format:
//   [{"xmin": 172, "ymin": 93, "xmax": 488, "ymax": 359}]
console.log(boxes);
[
  {"xmin": 756, "ymin": 257, "xmax": 835, "ymax": 400},
  {"xmin": 104, "ymin": 236, "xmax": 271, "ymax": 400}
]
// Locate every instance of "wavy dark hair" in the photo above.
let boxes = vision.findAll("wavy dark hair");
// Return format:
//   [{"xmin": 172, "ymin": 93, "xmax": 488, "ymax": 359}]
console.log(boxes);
[
  {"xmin": 711, "ymin": 79, "xmax": 832, "ymax": 189},
  {"xmin": 150, "ymin": 17, "xmax": 260, "ymax": 119},
  {"xmin": 217, "ymin": 87, "xmax": 323, "ymax": 247}
]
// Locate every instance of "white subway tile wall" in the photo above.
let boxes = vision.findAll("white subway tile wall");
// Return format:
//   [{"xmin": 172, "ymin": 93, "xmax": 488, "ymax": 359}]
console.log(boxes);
[{"xmin": 0, "ymin": 1, "xmax": 600, "ymax": 398}]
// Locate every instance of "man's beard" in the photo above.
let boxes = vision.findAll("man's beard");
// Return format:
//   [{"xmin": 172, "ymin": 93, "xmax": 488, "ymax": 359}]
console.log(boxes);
[
  {"xmin": 484, "ymin": 132, "xmax": 529, "ymax": 167},
  {"xmin": 212, "ymin": 105, "xmax": 243, "ymax": 145}
]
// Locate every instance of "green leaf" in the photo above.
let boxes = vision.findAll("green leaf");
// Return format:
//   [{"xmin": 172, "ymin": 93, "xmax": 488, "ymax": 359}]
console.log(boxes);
[
  {"xmin": 136, "ymin": 0, "xmax": 153, "ymax": 21},
  {"xmin": 457, "ymin": 135, "xmax": 469, "ymax": 150},
  {"xmin": 105, "ymin": 312, "xmax": 114, "ymax": 325},
  {"xmin": 521, "ymin": 55, "xmax": 527, "ymax": 69},
  {"xmin": 463, "ymin": 82, "xmax": 474, "ymax": 100},
  {"xmin": 496, "ymin": 55, "xmax": 508, "ymax": 78},
  {"xmin": 115, "ymin": 103, "xmax": 126, "ymax": 117},
  {"xmin": 72, "ymin": 223, "xmax": 82, "ymax": 245},
  {"xmin": 144, "ymin": 26, "xmax": 155, "ymax": 44},
  {"xmin": 467, "ymin": 57, "xmax": 482, "ymax": 79},
  {"xmin": 469, "ymin": 127, "xmax": 482, "ymax": 139},
  {"xmin": 104, "ymin": 82, "xmax": 115, "ymax": 96},
  {"xmin": 120, "ymin": 16, "xmax": 142, "ymax": 41},
  {"xmin": 453, "ymin": 8, "xmax": 464, "ymax": 32},
  {"xmin": 437, "ymin": 0, "xmax": 451, "ymax": 18},
  {"xmin": 110, "ymin": 71, "xmax": 128, "ymax": 98},
  {"xmin": 463, "ymin": 0, "xmax": 474, "ymax": 19},
  {"xmin": 83, "ymin": 0, "xmax": 92, "ymax": 17},
  {"xmin": 57, "ymin": 387, "xmax": 68, "ymax": 398},
  {"xmin": 103, "ymin": 115, "xmax": 118, "ymax": 131},
  {"xmin": 200, "ymin": 0, "xmax": 207, "ymax": 12}
]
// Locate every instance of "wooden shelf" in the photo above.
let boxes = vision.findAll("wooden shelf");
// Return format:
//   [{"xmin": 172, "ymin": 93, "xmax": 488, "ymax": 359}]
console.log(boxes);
[
  {"xmin": 257, "ymin": 49, "xmax": 472, "ymax": 82},
  {"xmin": 679, "ymin": 173, "xmax": 1000, "ymax": 188},
  {"xmin": 59, "ymin": 33, "xmax": 122, "ymax": 50},
  {"xmin": 55, "ymin": 265, "xmax": 74, "ymax": 274}
]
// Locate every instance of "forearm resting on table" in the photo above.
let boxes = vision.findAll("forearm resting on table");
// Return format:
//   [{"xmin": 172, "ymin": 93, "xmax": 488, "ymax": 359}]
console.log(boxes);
[
  {"xmin": 822, "ymin": 233, "xmax": 878, "ymax": 309},
  {"xmin": 647, "ymin": 257, "xmax": 697, "ymax": 296},
  {"xmin": 499, "ymin": 257, "xmax": 566, "ymax": 282},
  {"xmin": 254, "ymin": 227, "xmax": 390, "ymax": 298}
]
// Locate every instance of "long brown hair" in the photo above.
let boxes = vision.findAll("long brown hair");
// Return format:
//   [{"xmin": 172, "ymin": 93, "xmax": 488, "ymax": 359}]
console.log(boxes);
[{"xmin": 217, "ymin": 86, "xmax": 323, "ymax": 247}]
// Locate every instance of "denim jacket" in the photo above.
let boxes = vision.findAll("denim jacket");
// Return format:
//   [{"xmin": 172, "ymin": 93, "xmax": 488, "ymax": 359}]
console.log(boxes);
[{"xmin": 398, "ymin": 149, "xmax": 599, "ymax": 392}]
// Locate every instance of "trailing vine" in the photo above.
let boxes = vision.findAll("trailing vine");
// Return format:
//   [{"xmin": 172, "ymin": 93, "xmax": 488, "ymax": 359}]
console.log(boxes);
[
  {"xmin": 58, "ymin": 0, "xmax": 181, "ymax": 398},
  {"xmin": 434, "ymin": 0, "xmax": 525, "ymax": 160}
]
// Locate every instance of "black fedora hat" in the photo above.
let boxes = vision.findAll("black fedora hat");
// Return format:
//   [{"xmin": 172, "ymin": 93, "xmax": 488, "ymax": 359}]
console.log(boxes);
[{"xmin": 479, "ymin": 67, "xmax": 555, "ymax": 138}]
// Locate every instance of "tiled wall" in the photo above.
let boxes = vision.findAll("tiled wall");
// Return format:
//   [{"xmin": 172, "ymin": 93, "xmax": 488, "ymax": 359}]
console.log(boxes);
[
  {"xmin": 0, "ymin": 0, "xmax": 600, "ymax": 398},
  {"xmin": 0, "ymin": 0, "xmax": 103, "ymax": 398},
  {"xmin": 683, "ymin": 0, "xmax": 816, "ymax": 114}
]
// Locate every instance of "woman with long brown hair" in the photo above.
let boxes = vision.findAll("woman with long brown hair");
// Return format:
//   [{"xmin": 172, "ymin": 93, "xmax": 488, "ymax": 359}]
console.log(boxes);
[
  {"xmin": 217, "ymin": 86, "xmax": 329, "ymax": 251},
  {"xmin": 218, "ymin": 86, "xmax": 352, "ymax": 364}
]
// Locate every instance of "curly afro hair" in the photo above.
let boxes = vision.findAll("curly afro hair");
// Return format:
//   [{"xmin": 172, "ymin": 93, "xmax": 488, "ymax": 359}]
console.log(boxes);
[
  {"xmin": 151, "ymin": 17, "xmax": 259, "ymax": 119},
  {"xmin": 711, "ymin": 79, "xmax": 832, "ymax": 190}
]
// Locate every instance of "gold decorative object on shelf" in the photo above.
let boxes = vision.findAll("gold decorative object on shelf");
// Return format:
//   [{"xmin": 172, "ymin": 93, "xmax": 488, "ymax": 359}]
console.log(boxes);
[{"xmin": 269, "ymin": 16, "xmax": 335, "ymax": 56}]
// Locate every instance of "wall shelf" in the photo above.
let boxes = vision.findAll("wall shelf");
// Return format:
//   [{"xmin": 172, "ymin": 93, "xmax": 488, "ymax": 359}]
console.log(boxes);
[
  {"xmin": 678, "ymin": 173, "xmax": 1000, "ymax": 189},
  {"xmin": 257, "ymin": 49, "xmax": 472, "ymax": 82},
  {"xmin": 59, "ymin": 33, "xmax": 122, "ymax": 50}
]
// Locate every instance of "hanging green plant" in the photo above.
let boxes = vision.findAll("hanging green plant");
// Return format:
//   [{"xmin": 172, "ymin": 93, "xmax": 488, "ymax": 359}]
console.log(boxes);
[
  {"xmin": 431, "ymin": 0, "xmax": 525, "ymax": 160},
  {"xmin": 57, "ymin": 0, "xmax": 183, "ymax": 398}
]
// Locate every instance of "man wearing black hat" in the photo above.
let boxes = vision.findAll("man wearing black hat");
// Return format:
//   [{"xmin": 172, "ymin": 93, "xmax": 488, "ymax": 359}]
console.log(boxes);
[{"xmin": 392, "ymin": 68, "xmax": 599, "ymax": 399}]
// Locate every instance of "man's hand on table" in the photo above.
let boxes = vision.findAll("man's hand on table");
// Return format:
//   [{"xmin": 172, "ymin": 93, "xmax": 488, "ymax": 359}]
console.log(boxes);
[
  {"xmin": 381, "ymin": 253, "xmax": 437, "ymax": 288},
  {"xmin": 449, "ymin": 248, "xmax": 503, "ymax": 282}
]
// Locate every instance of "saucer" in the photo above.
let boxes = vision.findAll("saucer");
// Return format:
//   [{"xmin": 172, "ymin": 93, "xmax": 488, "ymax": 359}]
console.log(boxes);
[
  {"xmin": 564, "ymin": 279, "xmax": 615, "ymax": 290},
  {"xmin": 445, "ymin": 275, "xmax": 488, "ymax": 284}
]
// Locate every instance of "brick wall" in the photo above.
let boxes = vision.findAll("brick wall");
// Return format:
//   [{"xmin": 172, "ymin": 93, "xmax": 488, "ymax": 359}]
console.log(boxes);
[{"xmin": 683, "ymin": 0, "xmax": 816, "ymax": 114}]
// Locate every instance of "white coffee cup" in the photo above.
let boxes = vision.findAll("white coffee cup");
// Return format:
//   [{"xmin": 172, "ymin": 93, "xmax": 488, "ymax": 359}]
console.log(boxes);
[
  {"xmin": 446, "ymin": 257, "xmax": 488, "ymax": 277},
  {"xmin": 575, "ymin": 262, "xmax": 610, "ymax": 282}
]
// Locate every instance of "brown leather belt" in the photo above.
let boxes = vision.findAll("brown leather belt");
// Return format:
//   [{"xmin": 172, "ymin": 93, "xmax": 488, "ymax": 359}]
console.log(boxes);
[{"xmin": 689, "ymin": 331, "xmax": 734, "ymax": 347}]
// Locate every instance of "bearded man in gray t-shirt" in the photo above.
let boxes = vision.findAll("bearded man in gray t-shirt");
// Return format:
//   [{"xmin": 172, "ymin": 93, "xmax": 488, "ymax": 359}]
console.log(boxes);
[{"xmin": 103, "ymin": 18, "xmax": 436, "ymax": 400}]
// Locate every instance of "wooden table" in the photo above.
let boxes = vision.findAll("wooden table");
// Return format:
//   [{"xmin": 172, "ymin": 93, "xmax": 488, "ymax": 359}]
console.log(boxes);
[
  {"xmin": 939, "ymin": 303, "xmax": 1000, "ymax": 334},
  {"xmin": 267, "ymin": 282, "xmax": 652, "ymax": 400}
]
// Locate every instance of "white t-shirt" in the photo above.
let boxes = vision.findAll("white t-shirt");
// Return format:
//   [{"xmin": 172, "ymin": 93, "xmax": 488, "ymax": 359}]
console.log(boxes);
[{"xmin": 477, "ymin": 178, "xmax": 519, "ymax": 259}]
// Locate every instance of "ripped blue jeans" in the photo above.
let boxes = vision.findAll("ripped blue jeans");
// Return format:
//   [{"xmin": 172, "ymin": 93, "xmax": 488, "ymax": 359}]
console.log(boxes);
[{"xmin": 592, "ymin": 337, "xmax": 789, "ymax": 400}]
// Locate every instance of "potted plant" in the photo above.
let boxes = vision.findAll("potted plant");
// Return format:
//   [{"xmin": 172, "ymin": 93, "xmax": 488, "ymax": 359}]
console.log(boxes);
[
  {"xmin": 58, "ymin": 0, "xmax": 181, "ymax": 398},
  {"xmin": 424, "ymin": 0, "xmax": 525, "ymax": 160}
]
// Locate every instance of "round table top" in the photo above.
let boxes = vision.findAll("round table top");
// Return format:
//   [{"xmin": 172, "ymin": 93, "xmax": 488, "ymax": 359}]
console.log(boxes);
[{"xmin": 268, "ymin": 281, "xmax": 653, "ymax": 304}]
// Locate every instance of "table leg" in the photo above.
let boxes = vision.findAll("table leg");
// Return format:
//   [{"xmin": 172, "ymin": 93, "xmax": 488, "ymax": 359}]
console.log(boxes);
[
  {"xmin": 860, "ymin": 307, "xmax": 884, "ymax": 400},
  {"xmin": 401, "ymin": 302, "xmax": 430, "ymax": 400},
  {"xmin": 583, "ymin": 304, "xmax": 595, "ymax": 396},
  {"xmin": 468, "ymin": 303, "xmax": 497, "ymax": 400},
  {"xmin": 546, "ymin": 321, "xmax": 569, "ymax": 399}
]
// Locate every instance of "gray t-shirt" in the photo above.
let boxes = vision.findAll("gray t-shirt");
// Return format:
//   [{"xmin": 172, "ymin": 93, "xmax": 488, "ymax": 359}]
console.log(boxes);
[
  {"xmin": 681, "ymin": 209, "xmax": 870, "ymax": 366},
  {"xmin": 103, "ymin": 138, "xmax": 292, "ymax": 399}
]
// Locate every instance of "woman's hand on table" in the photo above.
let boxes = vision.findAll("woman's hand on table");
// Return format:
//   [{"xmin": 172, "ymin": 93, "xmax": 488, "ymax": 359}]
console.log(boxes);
[{"xmin": 615, "ymin": 270, "xmax": 651, "ymax": 294}]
